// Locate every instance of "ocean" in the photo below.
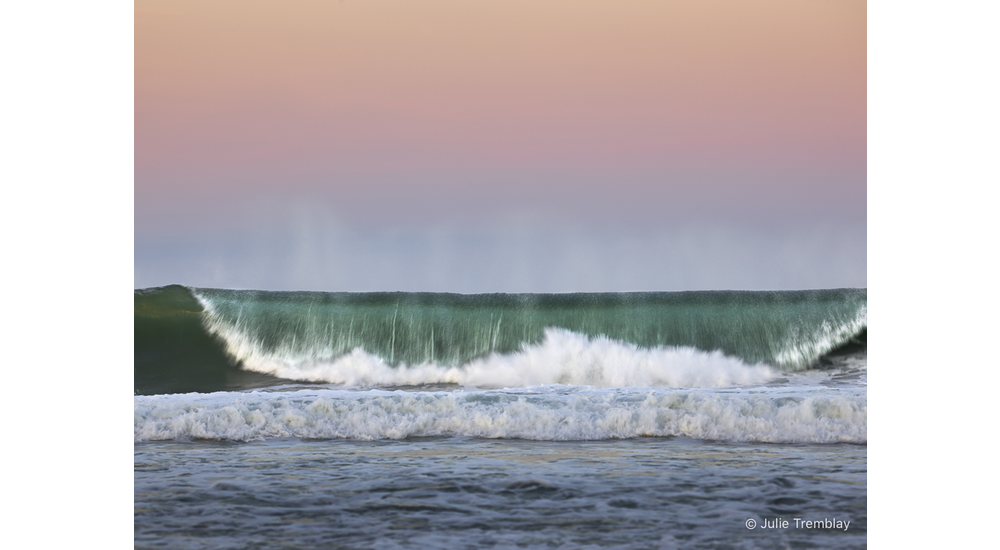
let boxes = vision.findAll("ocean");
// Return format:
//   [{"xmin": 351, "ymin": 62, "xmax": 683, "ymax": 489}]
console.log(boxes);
[{"xmin": 134, "ymin": 286, "xmax": 867, "ymax": 548}]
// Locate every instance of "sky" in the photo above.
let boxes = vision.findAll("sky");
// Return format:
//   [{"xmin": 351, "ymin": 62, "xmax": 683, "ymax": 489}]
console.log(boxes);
[{"xmin": 135, "ymin": 0, "xmax": 866, "ymax": 292}]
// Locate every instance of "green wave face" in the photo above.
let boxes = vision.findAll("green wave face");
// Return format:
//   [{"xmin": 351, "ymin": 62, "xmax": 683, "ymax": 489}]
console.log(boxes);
[{"xmin": 193, "ymin": 288, "xmax": 866, "ymax": 371}]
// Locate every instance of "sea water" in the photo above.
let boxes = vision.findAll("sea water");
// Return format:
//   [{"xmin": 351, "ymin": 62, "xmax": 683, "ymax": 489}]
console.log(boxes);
[{"xmin": 134, "ymin": 287, "xmax": 866, "ymax": 548}]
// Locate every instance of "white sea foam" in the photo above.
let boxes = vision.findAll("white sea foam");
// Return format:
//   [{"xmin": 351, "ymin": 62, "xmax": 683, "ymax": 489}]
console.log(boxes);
[
  {"xmin": 201, "ymin": 324, "xmax": 777, "ymax": 389},
  {"xmin": 134, "ymin": 386, "xmax": 866, "ymax": 443}
]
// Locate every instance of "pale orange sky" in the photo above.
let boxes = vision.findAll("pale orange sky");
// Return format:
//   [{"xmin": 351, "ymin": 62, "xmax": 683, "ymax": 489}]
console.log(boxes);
[{"xmin": 135, "ymin": 0, "xmax": 866, "ymax": 291}]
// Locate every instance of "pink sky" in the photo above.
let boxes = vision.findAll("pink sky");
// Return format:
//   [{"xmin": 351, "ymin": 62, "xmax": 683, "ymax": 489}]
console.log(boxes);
[{"xmin": 135, "ymin": 0, "xmax": 866, "ymax": 290}]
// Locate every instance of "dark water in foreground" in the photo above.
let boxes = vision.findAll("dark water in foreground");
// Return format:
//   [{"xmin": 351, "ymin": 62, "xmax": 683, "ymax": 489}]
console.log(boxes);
[{"xmin": 135, "ymin": 437, "xmax": 866, "ymax": 549}]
